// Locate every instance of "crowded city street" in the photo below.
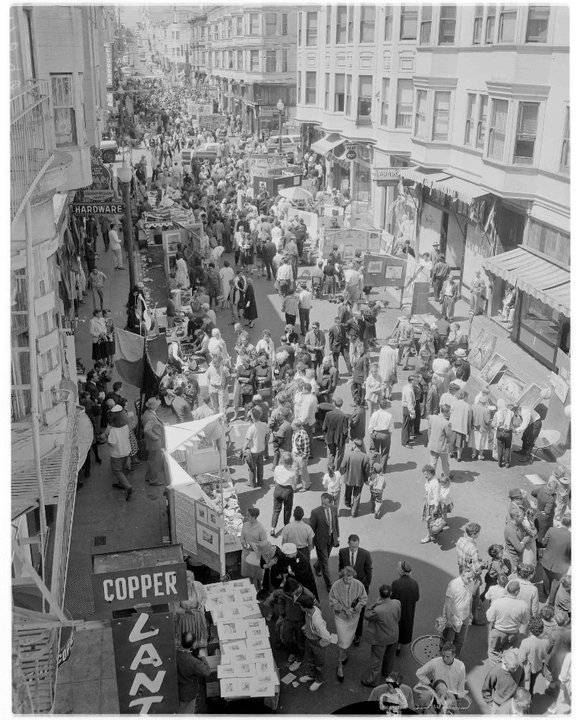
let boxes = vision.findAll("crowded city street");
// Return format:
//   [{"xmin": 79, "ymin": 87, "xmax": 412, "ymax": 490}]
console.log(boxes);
[{"xmin": 11, "ymin": 4, "xmax": 571, "ymax": 717}]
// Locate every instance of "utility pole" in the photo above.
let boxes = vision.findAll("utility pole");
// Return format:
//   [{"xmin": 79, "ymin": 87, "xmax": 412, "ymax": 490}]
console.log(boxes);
[{"xmin": 117, "ymin": 162, "xmax": 136, "ymax": 288}]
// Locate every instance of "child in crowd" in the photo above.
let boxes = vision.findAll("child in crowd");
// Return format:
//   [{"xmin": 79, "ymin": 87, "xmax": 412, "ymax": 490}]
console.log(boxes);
[
  {"xmin": 322, "ymin": 463, "xmax": 342, "ymax": 511},
  {"xmin": 437, "ymin": 472, "xmax": 453, "ymax": 528},
  {"xmin": 368, "ymin": 462, "xmax": 387, "ymax": 519}
]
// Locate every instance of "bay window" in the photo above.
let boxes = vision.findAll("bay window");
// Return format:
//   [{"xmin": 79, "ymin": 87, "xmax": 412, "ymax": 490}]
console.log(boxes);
[
  {"xmin": 485, "ymin": 6, "xmax": 496, "ymax": 43},
  {"xmin": 487, "ymin": 99, "xmax": 508, "ymax": 161},
  {"xmin": 380, "ymin": 78, "xmax": 390, "ymax": 126},
  {"xmin": 432, "ymin": 91, "xmax": 451, "ymax": 141},
  {"xmin": 357, "ymin": 75, "xmax": 373, "ymax": 120},
  {"xmin": 347, "ymin": 6, "xmax": 354, "ymax": 42},
  {"xmin": 497, "ymin": 7, "xmax": 517, "ymax": 43},
  {"xmin": 266, "ymin": 50, "xmax": 277, "ymax": 73},
  {"xmin": 250, "ymin": 49, "xmax": 259, "ymax": 71},
  {"xmin": 438, "ymin": 5, "xmax": 457, "ymax": 45},
  {"xmin": 249, "ymin": 13, "xmax": 259, "ymax": 35},
  {"xmin": 360, "ymin": 6, "xmax": 375, "ymax": 42},
  {"xmin": 334, "ymin": 73, "xmax": 345, "ymax": 112},
  {"xmin": 513, "ymin": 102, "xmax": 539, "ymax": 164},
  {"xmin": 526, "ymin": 6, "xmax": 549, "ymax": 43},
  {"xmin": 419, "ymin": 5, "xmax": 432, "ymax": 45},
  {"xmin": 265, "ymin": 12, "xmax": 277, "ymax": 36},
  {"xmin": 51, "ymin": 73, "xmax": 77, "ymax": 146},
  {"xmin": 400, "ymin": 5, "xmax": 418, "ymax": 40},
  {"xmin": 307, "ymin": 11, "xmax": 318, "ymax": 46},
  {"xmin": 281, "ymin": 13, "xmax": 288, "ymax": 35},
  {"xmin": 305, "ymin": 71, "xmax": 317, "ymax": 105},
  {"xmin": 414, "ymin": 90, "xmax": 427, "ymax": 139},
  {"xmin": 472, "ymin": 5, "xmax": 483, "ymax": 44},
  {"xmin": 395, "ymin": 79, "xmax": 413, "ymax": 129}
]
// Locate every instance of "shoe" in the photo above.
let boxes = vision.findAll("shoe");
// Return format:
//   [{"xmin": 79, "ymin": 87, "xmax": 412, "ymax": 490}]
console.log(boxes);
[
  {"xmin": 299, "ymin": 675, "xmax": 313, "ymax": 683},
  {"xmin": 289, "ymin": 661, "xmax": 301, "ymax": 672},
  {"xmin": 309, "ymin": 681, "xmax": 323, "ymax": 692},
  {"xmin": 505, "ymin": 463, "xmax": 510, "ymax": 468},
  {"xmin": 125, "ymin": 488, "xmax": 133, "ymax": 501},
  {"xmin": 420, "ymin": 536, "xmax": 432, "ymax": 544},
  {"xmin": 361, "ymin": 680, "xmax": 376, "ymax": 688}
]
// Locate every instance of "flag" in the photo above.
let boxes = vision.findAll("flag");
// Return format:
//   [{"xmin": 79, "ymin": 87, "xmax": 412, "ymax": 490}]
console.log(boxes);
[{"xmin": 114, "ymin": 328, "xmax": 145, "ymax": 388}]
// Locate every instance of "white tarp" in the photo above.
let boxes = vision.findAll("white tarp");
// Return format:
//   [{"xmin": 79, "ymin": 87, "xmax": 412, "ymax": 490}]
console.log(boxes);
[{"xmin": 164, "ymin": 413, "xmax": 223, "ymax": 453}]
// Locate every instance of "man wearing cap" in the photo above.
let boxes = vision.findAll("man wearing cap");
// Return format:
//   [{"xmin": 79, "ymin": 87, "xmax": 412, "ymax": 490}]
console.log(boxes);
[
  {"xmin": 282, "ymin": 506, "xmax": 315, "ymax": 561},
  {"xmin": 486, "ymin": 580, "xmax": 530, "ymax": 663},
  {"xmin": 310, "ymin": 493, "xmax": 339, "ymax": 590},
  {"xmin": 304, "ymin": 321, "xmax": 326, "ymax": 370},
  {"xmin": 391, "ymin": 562, "xmax": 420, "ymax": 654},
  {"xmin": 340, "ymin": 438, "xmax": 371, "ymax": 517},
  {"xmin": 431, "ymin": 254, "xmax": 450, "ymax": 302},
  {"xmin": 107, "ymin": 405, "xmax": 133, "ymax": 500},
  {"xmin": 453, "ymin": 348, "xmax": 471, "ymax": 382},
  {"xmin": 142, "ymin": 397, "xmax": 165, "ymax": 486},
  {"xmin": 298, "ymin": 283, "xmax": 313, "ymax": 336}
]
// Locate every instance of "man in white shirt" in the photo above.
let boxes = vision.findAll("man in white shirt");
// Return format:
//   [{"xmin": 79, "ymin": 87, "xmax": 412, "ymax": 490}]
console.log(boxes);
[
  {"xmin": 441, "ymin": 569, "xmax": 478, "ymax": 657},
  {"xmin": 109, "ymin": 224, "xmax": 124, "ymax": 270},
  {"xmin": 271, "ymin": 222, "xmax": 284, "ymax": 251},
  {"xmin": 243, "ymin": 407, "xmax": 269, "ymax": 488},
  {"xmin": 486, "ymin": 580, "xmax": 530, "ymax": 663},
  {"xmin": 219, "ymin": 261, "xmax": 235, "ymax": 305},
  {"xmin": 401, "ymin": 377, "xmax": 416, "ymax": 447},
  {"xmin": 107, "ymin": 406, "xmax": 133, "ymax": 499},
  {"xmin": 276, "ymin": 256, "xmax": 294, "ymax": 292},
  {"xmin": 298, "ymin": 594, "xmax": 337, "ymax": 692},
  {"xmin": 282, "ymin": 506, "xmax": 315, "ymax": 560},
  {"xmin": 295, "ymin": 382, "xmax": 318, "ymax": 450},
  {"xmin": 368, "ymin": 398, "xmax": 393, "ymax": 467},
  {"xmin": 298, "ymin": 283, "xmax": 313, "ymax": 336},
  {"xmin": 416, "ymin": 643, "xmax": 467, "ymax": 697}
]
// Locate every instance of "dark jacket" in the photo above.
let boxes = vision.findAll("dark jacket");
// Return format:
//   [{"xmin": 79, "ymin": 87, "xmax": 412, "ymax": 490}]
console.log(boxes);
[
  {"xmin": 322, "ymin": 408, "xmax": 349, "ymax": 447},
  {"xmin": 338, "ymin": 547, "xmax": 372, "ymax": 589},
  {"xmin": 541, "ymin": 526, "xmax": 571, "ymax": 574},
  {"xmin": 348, "ymin": 407, "xmax": 366, "ymax": 441},
  {"xmin": 262, "ymin": 240, "xmax": 277, "ymax": 262},
  {"xmin": 391, "ymin": 575, "xmax": 420, "ymax": 644},
  {"xmin": 340, "ymin": 445, "xmax": 370, "ymax": 487},
  {"xmin": 310, "ymin": 505, "xmax": 339, "ymax": 549},
  {"xmin": 176, "ymin": 649, "xmax": 211, "ymax": 705},
  {"xmin": 328, "ymin": 324, "xmax": 347, "ymax": 354}
]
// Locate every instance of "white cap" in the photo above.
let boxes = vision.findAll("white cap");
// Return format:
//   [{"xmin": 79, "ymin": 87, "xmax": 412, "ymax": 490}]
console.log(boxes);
[
  {"xmin": 281, "ymin": 543, "xmax": 298, "ymax": 557},
  {"xmin": 111, "ymin": 405, "xmax": 123, "ymax": 413}
]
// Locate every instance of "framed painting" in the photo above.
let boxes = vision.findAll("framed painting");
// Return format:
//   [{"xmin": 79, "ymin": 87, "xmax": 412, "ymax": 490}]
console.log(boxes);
[
  {"xmin": 478, "ymin": 353, "xmax": 507, "ymax": 384},
  {"xmin": 468, "ymin": 330, "xmax": 498, "ymax": 371}
]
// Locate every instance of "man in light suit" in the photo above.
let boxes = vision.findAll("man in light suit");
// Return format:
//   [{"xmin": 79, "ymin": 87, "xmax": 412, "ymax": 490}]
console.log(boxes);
[
  {"xmin": 310, "ymin": 493, "xmax": 340, "ymax": 591},
  {"xmin": 338, "ymin": 534, "xmax": 372, "ymax": 645}
]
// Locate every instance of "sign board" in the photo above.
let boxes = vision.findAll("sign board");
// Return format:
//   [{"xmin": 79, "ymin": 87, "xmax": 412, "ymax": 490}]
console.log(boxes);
[
  {"xmin": 346, "ymin": 150, "xmax": 357, "ymax": 160},
  {"xmin": 112, "ymin": 611, "xmax": 179, "ymax": 714},
  {"xmin": 104, "ymin": 43, "xmax": 114, "ymax": 89},
  {"xmin": 363, "ymin": 253, "xmax": 407, "ymax": 289},
  {"xmin": 372, "ymin": 167, "xmax": 400, "ymax": 182},
  {"xmin": 72, "ymin": 202, "xmax": 125, "ymax": 216},
  {"xmin": 252, "ymin": 173, "xmax": 302, "ymax": 196},
  {"xmin": 84, "ymin": 156, "xmax": 115, "ymax": 202}
]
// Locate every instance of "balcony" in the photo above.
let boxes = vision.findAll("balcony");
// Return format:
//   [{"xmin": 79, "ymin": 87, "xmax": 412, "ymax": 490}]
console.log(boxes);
[{"xmin": 11, "ymin": 80, "xmax": 56, "ymax": 222}]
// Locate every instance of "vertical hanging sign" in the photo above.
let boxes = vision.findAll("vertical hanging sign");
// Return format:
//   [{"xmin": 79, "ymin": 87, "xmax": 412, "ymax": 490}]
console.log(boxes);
[{"xmin": 111, "ymin": 611, "xmax": 179, "ymax": 714}]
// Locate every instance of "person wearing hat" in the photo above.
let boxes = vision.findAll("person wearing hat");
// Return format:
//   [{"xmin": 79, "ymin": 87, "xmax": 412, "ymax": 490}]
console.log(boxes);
[
  {"xmin": 329, "ymin": 566, "xmax": 367, "ymax": 682},
  {"xmin": 391, "ymin": 562, "xmax": 420, "ymax": 655},
  {"xmin": 282, "ymin": 542, "xmax": 319, "ymax": 600},
  {"xmin": 453, "ymin": 348, "xmax": 471, "ymax": 382},
  {"xmin": 340, "ymin": 438, "xmax": 371, "ymax": 518},
  {"xmin": 142, "ymin": 397, "xmax": 165, "ymax": 486},
  {"xmin": 304, "ymin": 321, "xmax": 326, "ymax": 371},
  {"xmin": 470, "ymin": 391, "xmax": 495, "ymax": 461},
  {"xmin": 106, "ymin": 405, "xmax": 133, "ymax": 500},
  {"xmin": 431, "ymin": 254, "xmax": 450, "ymax": 302}
]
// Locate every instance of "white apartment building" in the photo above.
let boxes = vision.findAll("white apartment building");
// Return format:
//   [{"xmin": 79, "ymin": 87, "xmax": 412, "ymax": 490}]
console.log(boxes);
[{"xmin": 297, "ymin": 4, "xmax": 569, "ymax": 373}]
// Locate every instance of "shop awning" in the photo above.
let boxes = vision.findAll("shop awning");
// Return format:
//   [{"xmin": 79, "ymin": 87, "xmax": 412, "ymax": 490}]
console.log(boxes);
[
  {"xmin": 399, "ymin": 166, "xmax": 451, "ymax": 187},
  {"xmin": 483, "ymin": 247, "xmax": 570, "ymax": 316},
  {"xmin": 432, "ymin": 176, "xmax": 489, "ymax": 205},
  {"xmin": 310, "ymin": 133, "xmax": 345, "ymax": 156}
]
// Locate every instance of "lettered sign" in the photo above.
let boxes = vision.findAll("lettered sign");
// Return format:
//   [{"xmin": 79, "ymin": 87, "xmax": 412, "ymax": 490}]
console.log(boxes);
[{"xmin": 112, "ymin": 612, "xmax": 178, "ymax": 714}]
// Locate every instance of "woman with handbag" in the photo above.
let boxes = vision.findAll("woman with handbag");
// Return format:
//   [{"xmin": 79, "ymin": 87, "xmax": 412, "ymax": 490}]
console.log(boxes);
[
  {"xmin": 421, "ymin": 464, "xmax": 443, "ymax": 544},
  {"xmin": 328, "ymin": 566, "xmax": 367, "ymax": 682}
]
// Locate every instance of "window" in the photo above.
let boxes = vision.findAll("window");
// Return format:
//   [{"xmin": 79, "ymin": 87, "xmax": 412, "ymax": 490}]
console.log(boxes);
[
  {"xmin": 560, "ymin": 107, "xmax": 570, "ymax": 172},
  {"xmin": 305, "ymin": 71, "xmax": 317, "ymax": 105},
  {"xmin": 250, "ymin": 49, "xmax": 259, "ymax": 71},
  {"xmin": 380, "ymin": 77, "xmax": 390, "ymax": 126},
  {"xmin": 347, "ymin": 6, "xmax": 354, "ymax": 42},
  {"xmin": 334, "ymin": 73, "xmax": 345, "ymax": 112},
  {"xmin": 307, "ymin": 11, "xmax": 318, "ymax": 46},
  {"xmin": 238, "ymin": 50, "xmax": 243, "ymax": 70},
  {"xmin": 266, "ymin": 50, "xmax": 277, "ymax": 73},
  {"xmin": 525, "ymin": 220, "xmax": 570, "ymax": 265},
  {"xmin": 249, "ymin": 13, "xmax": 259, "ymax": 35},
  {"xmin": 438, "ymin": 5, "xmax": 456, "ymax": 44},
  {"xmin": 464, "ymin": 94, "xmax": 476, "ymax": 145},
  {"xmin": 357, "ymin": 75, "xmax": 372, "ymax": 120},
  {"xmin": 298, "ymin": 12, "xmax": 302, "ymax": 45},
  {"xmin": 326, "ymin": 6, "xmax": 332, "ymax": 43},
  {"xmin": 281, "ymin": 49, "xmax": 288, "ymax": 73},
  {"xmin": 526, "ymin": 6, "xmax": 549, "ymax": 43},
  {"xmin": 395, "ymin": 78, "xmax": 413, "ymax": 128},
  {"xmin": 487, "ymin": 99, "xmax": 508, "ymax": 160},
  {"xmin": 472, "ymin": 5, "xmax": 483, "ymax": 43},
  {"xmin": 420, "ymin": 5, "xmax": 432, "ymax": 45},
  {"xmin": 432, "ymin": 91, "xmax": 451, "ymax": 141},
  {"xmin": 383, "ymin": 6, "xmax": 393, "ymax": 41},
  {"xmin": 265, "ymin": 12, "xmax": 277, "ymax": 36},
  {"xmin": 498, "ymin": 7, "xmax": 516, "ymax": 42},
  {"xmin": 345, "ymin": 74, "xmax": 352, "ymax": 115},
  {"xmin": 414, "ymin": 89, "xmax": 427, "ymax": 138},
  {"xmin": 336, "ymin": 6, "xmax": 347, "ymax": 43},
  {"xmin": 360, "ymin": 6, "xmax": 375, "ymax": 42},
  {"xmin": 485, "ymin": 5, "xmax": 496, "ymax": 43},
  {"xmin": 400, "ymin": 5, "xmax": 418, "ymax": 40},
  {"xmin": 476, "ymin": 94, "xmax": 488, "ymax": 148},
  {"xmin": 281, "ymin": 13, "xmax": 288, "ymax": 35},
  {"xmin": 51, "ymin": 73, "xmax": 76, "ymax": 146},
  {"xmin": 325, "ymin": 73, "xmax": 330, "ymax": 110},
  {"xmin": 513, "ymin": 102, "xmax": 539, "ymax": 164},
  {"xmin": 236, "ymin": 16, "xmax": 243, "ymax": 35},
  {"xmin": 297, "ymin": 71, "xmax": 302, "ymax": 104}
]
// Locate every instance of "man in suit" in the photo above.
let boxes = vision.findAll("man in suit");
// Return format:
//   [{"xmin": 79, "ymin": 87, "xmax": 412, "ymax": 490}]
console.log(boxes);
[
  {"xmin": 340, "ymin": 438, "xmax": 371, "ymax": 517},
  {"xmin": 540, "ymin": 513, "xmax": 571, "ymax": 606},
  {"xmin": 348, "ymin": 402, "xmax": 366, "ymax": 445},
  {"xmin": 322, "ymin": 398, "xmax": 349, "ymax": 470},
  {"xmin": 310, "ymin": 493, "xmax": 339, "ymax": 591},
  {"xmin": 391, "ymin": 561, "xmax": 420, "ymax": 655},
  {"xmin": 328, "ymin": 321, "xmax": 352, "ymax": 382},
  {"xmin": 339, "ymin": 534, "xmax": 372, "ymax": 645}
]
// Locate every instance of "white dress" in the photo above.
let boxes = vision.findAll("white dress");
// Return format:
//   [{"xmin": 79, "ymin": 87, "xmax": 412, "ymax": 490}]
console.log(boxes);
[{"xmin": 175, "ymin": 257, "xmax": 190, "ymax": 289}]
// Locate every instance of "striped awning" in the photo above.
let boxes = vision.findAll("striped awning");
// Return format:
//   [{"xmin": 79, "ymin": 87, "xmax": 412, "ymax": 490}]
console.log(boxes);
[
  {"xmin": 483, "ymin": 247, "xmax": 570, "ymax": 316},
  {"xmin": 433, "ymin": 176, "xmax": 489, "ymax": 205},
  {"xmin": 310, "ymin": 133, "xmax": 345, "ymax": 156},
  {"xmin": 399, "ymin": 166, "xmax": 451, "ymax": 187}
]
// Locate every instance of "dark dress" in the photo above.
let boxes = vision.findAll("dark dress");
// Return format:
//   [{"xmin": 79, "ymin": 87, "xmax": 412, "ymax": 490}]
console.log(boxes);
[
  {"xmin": 391, "ymin": 575, "xmax": 420, "ymax": 645},
  {"xmin": 243, "ymin": 282, "xmax": 258, "ymax": 321}
]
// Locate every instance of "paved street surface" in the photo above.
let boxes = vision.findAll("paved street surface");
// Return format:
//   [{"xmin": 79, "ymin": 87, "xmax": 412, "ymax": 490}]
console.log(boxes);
[{"xmin": 55, "ymin": 232, "xmax": 556, "ymax": 714}]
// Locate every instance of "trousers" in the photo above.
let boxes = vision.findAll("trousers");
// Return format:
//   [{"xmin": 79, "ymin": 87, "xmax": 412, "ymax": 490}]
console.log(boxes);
[
  {"xmin": 401, "ymin": 407, "xmax": 413, "ymax": 445},
  {"xmin": 246, "ymin": 451, "xmax": 264, "ymax": 487},
  {"xmin": 344, "ymin": 484, "xmax": 363, "ymax": 517},
  {"xmin": 302, "ymin": 637, "xmax": 326, "ymax": 682},
  {"xmin": 363, "ymin": 642, "xmax": 398, "ymax": 685},
  {"xmin": 271, "ymin": 484, "xmax": 294, "ymax": 529},
  {"xmin": 314, "ymin": 541, "xmax": 333, "ymax": 588},
  {"xmin": 326, "ymin": 441, "xmax": 346, "ymax": 470},
  {"xmin": 110, "ymin": 455, "xmax": 131, "ymax": 490},
  {"xmin": 429, "ymin": 450, "xmax": 450, "ymax": 475},
  {"xmin": 299, "ymin": 308, "xmax": 310, "ymax": 335}
]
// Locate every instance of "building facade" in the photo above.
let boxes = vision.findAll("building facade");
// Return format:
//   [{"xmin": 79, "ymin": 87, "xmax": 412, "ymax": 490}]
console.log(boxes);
[
  {"xmin": 296, "ymin": 3, "xmax": 569, "ymax": 373},
  {"xmin": 202, "ymin": 5, "xmax": 298, "ymax": 134},
  {"xmin": 10, "ymin": 5, "xmax": 113, "ymax": 712}
]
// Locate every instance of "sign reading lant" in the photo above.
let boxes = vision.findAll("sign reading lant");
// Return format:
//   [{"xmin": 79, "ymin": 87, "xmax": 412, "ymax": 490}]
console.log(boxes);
[{"xmin": 112, "ymin": 611, "xmax": 178, "ymax": 714}]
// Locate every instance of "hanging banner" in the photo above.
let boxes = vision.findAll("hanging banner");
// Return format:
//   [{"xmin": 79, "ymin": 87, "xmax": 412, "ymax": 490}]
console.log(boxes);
[{"xmin": 112, "ymin": 611, "xmax": 179, "ymax": 715}]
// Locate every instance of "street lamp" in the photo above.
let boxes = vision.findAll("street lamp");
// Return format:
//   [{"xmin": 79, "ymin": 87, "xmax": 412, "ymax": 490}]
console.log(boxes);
[
  {"xmin": 117, "ymin": 162, "xmax": 136, "ymax": 289},
  {"xmin": 276, "ymin": 98, "xmax": 285, "ymax": 154}
]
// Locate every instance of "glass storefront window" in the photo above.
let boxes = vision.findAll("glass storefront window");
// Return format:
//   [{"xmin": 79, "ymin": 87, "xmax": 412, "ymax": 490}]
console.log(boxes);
[{"xmin": 519, "ymin": 294, "xmax": 562, "ymax": 348}]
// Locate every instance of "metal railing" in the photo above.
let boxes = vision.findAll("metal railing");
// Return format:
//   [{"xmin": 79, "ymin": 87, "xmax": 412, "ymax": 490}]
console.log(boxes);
[{"xmin": 11, "ymin": 80, "xmax": 56, "ymax": 222}]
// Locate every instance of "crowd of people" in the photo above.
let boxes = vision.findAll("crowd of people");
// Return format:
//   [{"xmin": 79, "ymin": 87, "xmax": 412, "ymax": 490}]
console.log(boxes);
[{"xmin": 72, "ymin": 74, "xmax": 571, "ymax": 714}]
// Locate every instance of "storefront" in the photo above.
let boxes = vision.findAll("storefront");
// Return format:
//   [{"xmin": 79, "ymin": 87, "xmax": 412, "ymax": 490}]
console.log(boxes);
[{"xmin": 483, "ymin": 245, "xmax": 570, "ymax": 372}]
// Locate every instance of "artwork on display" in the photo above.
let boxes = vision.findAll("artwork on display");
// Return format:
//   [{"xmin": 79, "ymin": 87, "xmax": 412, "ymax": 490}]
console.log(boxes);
[
  {"xmin": 195, "ymin": 503, "xmax": 207, "ymax": 523},
  {"xmin": 468, "ymin": 330, "xmax": 498, "ymax": 371},
  {"xmin": 549, "ymin": 372, "xmax": 569, "ymax": 403},
  {"xmin": 385, "ymin": 265, "xmax": 403, "ymax": 280},
  {"xmin": 366, "ymin": 260, "xmax": 383, "ymax": 274},
  {"xmin": 479, "ymin": 353, "xmax": 507, "ymax": 384},
  {"xmin": 518, "ymin": 383, "xmax": 544, "ymax": 409},
  {"xmin": 496, "ymin": 372, "xmax": 527, "ymax": 405},
  {"xmin": 197, "ymin": 525, "xmax": 219, "ymax": 552}
]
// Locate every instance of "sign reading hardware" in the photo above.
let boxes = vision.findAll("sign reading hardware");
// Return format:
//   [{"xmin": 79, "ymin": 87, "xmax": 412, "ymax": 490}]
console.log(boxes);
[
  {"xmin": 73, "ymin": 202, "xmax": 125, "ymax": 215},
  {"xmin": 91, "ymin": 563, "xmax": 188, "ymax": 612}
]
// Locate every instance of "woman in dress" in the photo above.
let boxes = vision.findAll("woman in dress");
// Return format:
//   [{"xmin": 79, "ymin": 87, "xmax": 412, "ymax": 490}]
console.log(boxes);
[
  {"xmin": 175, "ymin": 570, "xmax": 208, "ymax": 651},
  {"xmin": 240, "ymin": 507, "xmax": 267, "ymax": 591},
  {"xmin": 421, "ymin": 464, "xmax": 441, "ymax": 544},
  {"xmin": 89, "ymin": 309, "xmax": 108, "ymax": 364},
  {"xmin": 328, "ymin": 566, "xmax": 367, "ymax": 682},
  {"xmin": 174, "ymin": 253, "xmax": 191, "ymax": 290},
  {"xmin": 242, "ymin": 278, "xmax": 258, "ymax": 329},
  {"xmin": 207, "ymin": 328, "xmax": 229, "ymax": 363},
  {"xmin": 103, "ymin": 309, "xmax": 115, "ymax": 366}
]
